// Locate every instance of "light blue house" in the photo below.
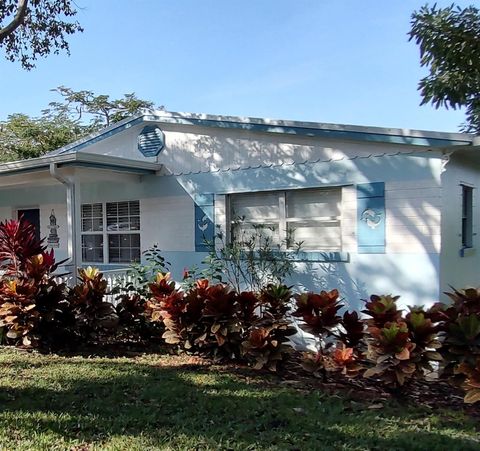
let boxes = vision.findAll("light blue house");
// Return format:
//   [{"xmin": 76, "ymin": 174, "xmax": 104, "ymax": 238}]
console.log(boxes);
[{"xmin": 0, "ymin": 110, "xmax": 477, "ymax": 310}]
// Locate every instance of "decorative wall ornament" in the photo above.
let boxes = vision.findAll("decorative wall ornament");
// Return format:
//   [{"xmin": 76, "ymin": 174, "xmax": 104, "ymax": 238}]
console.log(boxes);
[
  {"xmin": 194, "ymin": 194, "xmax": 215, "ymax": 252},
  {"xmin": 361, "ymin": 208, "xmax": 383, "ymax": 229},
  {"xmin": 356, "ymin": 182, "xmax": 386, "ymax": 254},
  {"xmin": 47, "ymin": 209, "xmax": 60, "ymax": 248}
]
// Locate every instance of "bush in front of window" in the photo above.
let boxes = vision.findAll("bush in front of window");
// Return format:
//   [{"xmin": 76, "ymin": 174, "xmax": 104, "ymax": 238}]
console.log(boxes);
[
  {"xmin": 113, "ymin": 244, "xmax": 170, "ymax": 341},
  {"xmin": 68, "ymin": 267, "xmax": 119, "ymax": 341},
  {"xmin": 145, "ymin": 276, "xmax": 297, "ymax": 370},
  {"xmin": 199, "ymin": 222, "xmax": 303, "ymax": 293}
]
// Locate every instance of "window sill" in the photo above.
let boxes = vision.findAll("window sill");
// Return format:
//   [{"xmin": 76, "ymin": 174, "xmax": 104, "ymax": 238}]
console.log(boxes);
[
  {"xmin": 289, "ymin": 251, "xmax": 350, "ymax": 263},
  {"xmin": 237, "ymin": 251, "xmax": 349, "ymax": 263},
  {"xmin": 459, "ymin": 247, "xmax": 475, "ymax": 258}
]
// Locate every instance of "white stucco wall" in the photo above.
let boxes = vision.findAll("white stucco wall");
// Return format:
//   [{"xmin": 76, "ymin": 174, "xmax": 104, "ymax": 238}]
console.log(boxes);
[
  {"xmin": 0, "ymin": 120, "xmax": 452, "ymax": 310},
  {"xmin": 440, "ymin": 152, "xmax": 480, "ymax": 295}
]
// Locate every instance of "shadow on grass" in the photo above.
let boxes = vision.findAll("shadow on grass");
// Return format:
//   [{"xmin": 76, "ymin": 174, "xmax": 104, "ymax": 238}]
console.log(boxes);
[{"xmin": 0, "ymin": 355, "xmax": 478, "ymax": 450}]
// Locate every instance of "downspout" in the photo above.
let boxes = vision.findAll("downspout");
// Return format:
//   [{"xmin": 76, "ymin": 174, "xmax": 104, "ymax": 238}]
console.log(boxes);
[{"xmin": 49, "ymin": 163, "xmax": 78, "ymax": 279}]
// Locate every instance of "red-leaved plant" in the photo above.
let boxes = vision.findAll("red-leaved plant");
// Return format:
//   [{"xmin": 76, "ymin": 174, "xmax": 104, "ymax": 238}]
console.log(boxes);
[
  {"xmin": 363, "ymin": 295, "xmax": 442, "ymax": 388},
  {"xmin": 0, "ymin": 219, "xmax": 71, "ymax": 347}
]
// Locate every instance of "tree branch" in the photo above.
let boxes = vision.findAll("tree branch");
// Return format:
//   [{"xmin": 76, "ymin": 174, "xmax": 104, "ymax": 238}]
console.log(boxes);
[{"xmin": 0, "ymin": 0, "xmax": 28, "ymax": 42}]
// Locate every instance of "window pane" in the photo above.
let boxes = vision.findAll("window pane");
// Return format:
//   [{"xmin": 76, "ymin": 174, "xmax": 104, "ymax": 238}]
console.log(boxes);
[
  {"xmin": 131, "ymin": 216, "xmax": 140, "ymax": 230},
  {"xmin": 131, "ymin": 248, "xmax": 141, "ymax": 262},
  {"xmin": 129, "ymin": 201, "xmax": 140, "ymax": 216},
  {"xmin": 106, "ymin": 203, "xmax": 117, "ymax": 217},
  {"xmin": 82, "ymin": 204, "xmax": 103, "ymax": 232},
  {"xmin": 109, "ymin": 247, "xmax": 120, "ymax": 263},
  {"xmin": 81, "ymin": 235, "xmax": 103, "ymax": 262},
  {"xmin": 286, "ymin": 188, "xmax": 341, "ymax": 219},
  {"xmin": 92, "ymin": 218, "xmax": 103, "ymax": 232},
  {"xmin": 230, "ymin": 192, "xmax": 279, "ymax": 221},
  {"xmin": 82, "ymin": 218, "xmax": 93, "ymax": 232},
  {"xmin": 131, "ymin": 234, "xmax": 140, "ymax": 247},
  {"xmin": 232, "ymin": 223, "xmax": 280, "ymax": 247},
  {"xmin": 118, "ymin": 203, "xmax": 129, "ymax": 216},
  {"xmin": 288, "ymin": 221, "xmax": 341, "ymax": 251},
  {"xmin": 462, "ymin": 185, "xmax": 473, "ymax": 247},
  {"xmin": 106, "ymin": 201, "xmax": 140, "ymax": 231},
  {"xmin": 108, "ymin": 233, "xmax": 141, "ymax": 263},
  {"xmin": 108, "ymin": 234, "xmax": 119, "ymax": 247},
  {"xmin": 82, "ymin": 204, "xmax": 92, "ymax": 218}
]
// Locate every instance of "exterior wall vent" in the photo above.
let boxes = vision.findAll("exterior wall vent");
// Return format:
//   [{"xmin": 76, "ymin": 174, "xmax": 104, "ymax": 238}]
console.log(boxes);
[{"xmin": 137, "ymin": 125, "xmax": 165, "ymax": 157}]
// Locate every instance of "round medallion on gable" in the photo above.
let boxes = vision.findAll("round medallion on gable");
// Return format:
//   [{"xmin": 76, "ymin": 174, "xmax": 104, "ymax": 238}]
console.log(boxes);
[{"xmin": 137, "ymin": 125, "xmax": 165, "ymax": 157}]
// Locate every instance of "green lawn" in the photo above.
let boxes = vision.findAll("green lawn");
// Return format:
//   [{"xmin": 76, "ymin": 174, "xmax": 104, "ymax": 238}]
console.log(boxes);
[{"xmin": 0, "ymin": 349, "xmax": 478, "ymax": 450}]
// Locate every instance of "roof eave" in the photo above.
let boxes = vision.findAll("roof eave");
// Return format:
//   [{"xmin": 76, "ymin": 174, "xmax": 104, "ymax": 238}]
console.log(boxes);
[{"xmin": 0, "ymin": 153, "xmax": 162, "ymax": 177}]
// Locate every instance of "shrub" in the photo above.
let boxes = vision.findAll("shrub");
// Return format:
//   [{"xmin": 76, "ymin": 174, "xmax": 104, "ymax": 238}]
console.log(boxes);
[
  {"xmin": 434, "ymin": 287, "xmax": 480, "ymax": 403},
  {"xmin": 363, "ymin": 296, "xmax": 443, "ymax": 388},
  {"xmin": 455, "ymin": 359, "xmax": 480, "ymax": 403},
  {"xmin": 292, "ymin": 289, "xmax": 363, "ymax": 378},
  {"xmin": 197, "ymin": 222, "xmax": 302, "ymax": 292},
  {"xmin": 241, "ymin": 284, "xmax": 296, "ymax": 371},
  {"xmin": 146, "ymin": 277, "xmax": 243, "ymax": 359},
  {"xmin": 113, "ymin": 245, "xmax": 170, "ymax": 339},
  {"xmin": 145, "ymin": 277, "xmax": 296, "ymax": 370},
  {"xmin": 0, "ymin": 219, "xmax": 71, "ymax": 348},
  {"xmin": 68, "ymin": 267, "xmax": 119, "ymax": 340}
]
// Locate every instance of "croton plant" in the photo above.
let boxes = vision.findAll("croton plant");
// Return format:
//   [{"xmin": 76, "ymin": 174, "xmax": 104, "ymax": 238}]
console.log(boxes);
[{"xmin": 0, "ymin": 219, "xmax": 69, "ymax": 347}]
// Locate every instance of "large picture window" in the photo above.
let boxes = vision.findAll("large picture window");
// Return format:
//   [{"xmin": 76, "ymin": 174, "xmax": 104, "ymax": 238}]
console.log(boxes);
[
  {"xmin": 229, "ymin": 188, "xmax": 342, "ymax": 251},
  {"xmin": 81, "ymin": 200, "xmax": 141, "ymax": 264}
]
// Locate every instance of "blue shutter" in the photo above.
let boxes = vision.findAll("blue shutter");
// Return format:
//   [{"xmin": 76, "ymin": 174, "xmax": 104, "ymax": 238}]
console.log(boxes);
[
  {"xmin": 357, "ymin": 182, "xmax": 385, "ymax": 253},
  {"xmin": 194, "ymin": 194, "xmax": 215, "ymax": 252}
]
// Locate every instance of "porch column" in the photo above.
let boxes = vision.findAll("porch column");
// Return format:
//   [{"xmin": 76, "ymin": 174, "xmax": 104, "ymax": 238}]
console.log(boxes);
[
  {"xmin": 50, "ymin": 163, "xmax": 80, "ymax": 282},
  {"xmin": 73, "ymin": 178, "xmax": 82, "ymax": 279}
]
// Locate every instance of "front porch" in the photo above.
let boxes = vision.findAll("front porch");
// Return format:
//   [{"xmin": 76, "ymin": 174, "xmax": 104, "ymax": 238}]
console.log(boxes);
[{"xmin": 0, "ymin": 152, "xmax": 162, "ymax": 282}]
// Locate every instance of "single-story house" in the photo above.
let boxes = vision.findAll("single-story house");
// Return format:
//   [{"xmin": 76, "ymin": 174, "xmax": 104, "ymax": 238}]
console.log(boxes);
[{"xmin": 0, "ymin": 110, "xmax": 478, "ymax": 310}]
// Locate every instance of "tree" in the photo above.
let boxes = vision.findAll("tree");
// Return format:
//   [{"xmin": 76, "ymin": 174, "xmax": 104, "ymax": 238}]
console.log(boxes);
[
  {"xmin": 0, "ymin": 0, "xmax": 83, "ymax": 69},
  {"xmin": 0, "ymin": 113, "xmax": 83, "ymax": 161},
  {"xmin": 0, "ymin": 87, "xmax": 162, "ymax": 161},
  {"xmin": 410, "ymin": 4, "xmax": 480, "ymax": 134},
  {"xmin": 44, "ymin": 86, "xmax": 162, "ymax": 130}
]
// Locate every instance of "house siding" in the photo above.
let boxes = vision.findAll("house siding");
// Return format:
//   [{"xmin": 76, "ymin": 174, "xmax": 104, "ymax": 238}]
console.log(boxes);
[
  {"xmin": 440, "ymin": 152, "xmax": 480, "ymax": 295},
  {"xmin": 385, "ymin": 180, "xmax": 442, "ymax": 254},
  {"xmin": 0, "ymin": 120, "xmax": 453, "ymax": 310}
]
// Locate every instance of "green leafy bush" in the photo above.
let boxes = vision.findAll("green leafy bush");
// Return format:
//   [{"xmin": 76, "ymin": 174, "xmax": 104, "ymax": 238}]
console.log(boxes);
[{"xmin": 193, "ymin": 222, "xmax": 302, "ymax": 292}]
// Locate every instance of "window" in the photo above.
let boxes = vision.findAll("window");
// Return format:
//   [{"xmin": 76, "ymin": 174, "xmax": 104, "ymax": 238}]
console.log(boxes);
[
  {"xmin": 461, "ymin": 185, "xmax": 473, "ymax": 248},
  {"xmin": 81, "ymin": 201, "xmax": 141, "ymax": 264},
  {"xmin": 229, "ymin": 188, "xmax": 342, "ymax": 251}
]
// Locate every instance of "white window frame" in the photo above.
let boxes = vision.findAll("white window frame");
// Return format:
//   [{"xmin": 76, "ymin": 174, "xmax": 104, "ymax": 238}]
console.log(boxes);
[
  {"xmin": 81, "ymin": 200, "xmax": 141, "ymax": 264},
  {"xmin": 228, "ymin": 187, "xmax": 343, "ymax": 252}
]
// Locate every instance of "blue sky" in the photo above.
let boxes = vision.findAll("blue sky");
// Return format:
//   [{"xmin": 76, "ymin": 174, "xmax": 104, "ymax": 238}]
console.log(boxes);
[{"xmin": 0, "ymin": 0, "xmax": 473, "ymax": 131}]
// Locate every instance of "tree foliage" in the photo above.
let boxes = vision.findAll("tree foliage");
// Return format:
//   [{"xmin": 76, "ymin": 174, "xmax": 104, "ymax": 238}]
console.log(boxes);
[
  {"xmin": 0, "ymin": 87, "xmax": 162, "ymax": 161},
  {"xmin": 0, "ymin": 0, "xmax": 83, "ymax": 69},
  {"xmin": 0, "ymin": 113, "xmax": 83, "ymax": 161},
  {"xmin": 410, "ymin": 4, "xmax": 480, "ymax": 133},
  {"xmin": 44, "ymin": 86, "xmax": 160, "ymax": 130}
]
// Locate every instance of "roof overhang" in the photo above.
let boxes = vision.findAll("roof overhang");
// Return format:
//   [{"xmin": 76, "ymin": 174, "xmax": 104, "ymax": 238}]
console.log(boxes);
[
  {"xmin": 0, "ymin": 152, "xmax": 162, "ymax": 177},
  {"xmin": 43, "ymin": 110, "xmax": 476, "ymax": 159}
]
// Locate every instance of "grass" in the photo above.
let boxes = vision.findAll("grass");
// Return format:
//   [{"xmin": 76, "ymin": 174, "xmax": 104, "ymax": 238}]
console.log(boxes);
[{"xmin": 0, "ymin": 348, "xmax": 478, "ymax": 450}]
